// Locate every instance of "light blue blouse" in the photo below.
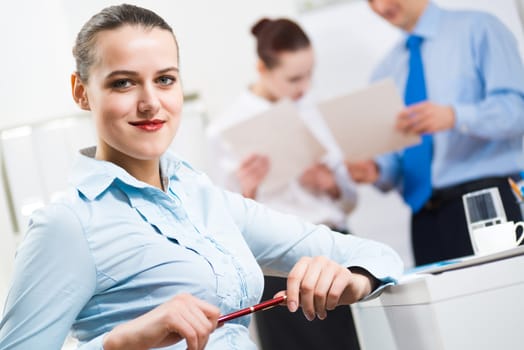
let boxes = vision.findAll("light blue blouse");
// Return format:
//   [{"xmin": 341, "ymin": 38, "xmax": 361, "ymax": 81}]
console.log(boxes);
[
  {"xmin": 372, "ymin": 2, "xmax": 524, "ymax": 190},
  {"xmin": 0, "ymin": 147, "xmax": 402, "ymax": 349}
]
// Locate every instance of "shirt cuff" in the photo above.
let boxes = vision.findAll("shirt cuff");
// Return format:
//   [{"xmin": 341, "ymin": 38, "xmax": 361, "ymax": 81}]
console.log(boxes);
[
  {"xmin": 348, "ymin": 266, "xmax": 398, "ymax": 302},
  {"xmin": 359, "ymin": 279, "xmax": 396, "ymax": 302},
  {"xmin": 374, "ymin": 154, "xmax": 398, "ymax": 191},
  {"xmin": 452, "ymin": 103, "xmax": 477, "ymax": 135},
  {"xmin": 77, "ymin": 333, "xmax": 107, "ymax": 350}
]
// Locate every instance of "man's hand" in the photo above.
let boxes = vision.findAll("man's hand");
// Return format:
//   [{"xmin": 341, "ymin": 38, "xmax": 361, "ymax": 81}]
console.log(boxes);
[
  {"xmin": 396, "ymin": 101, "xmax": 455, "ymax": 134},
  {"xmin": 346, "ymin": 160, "xmax": 379, "ymax": 183}
]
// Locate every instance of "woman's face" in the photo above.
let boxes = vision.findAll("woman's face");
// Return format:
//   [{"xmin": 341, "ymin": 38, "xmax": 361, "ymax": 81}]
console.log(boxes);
[
  {"xmin": 261, "ymin": 46, "xmax": 315, "ymax": 101},
  {"xmin": 73, "ymin": 25, "xmax": 183, "ymax": 163}
]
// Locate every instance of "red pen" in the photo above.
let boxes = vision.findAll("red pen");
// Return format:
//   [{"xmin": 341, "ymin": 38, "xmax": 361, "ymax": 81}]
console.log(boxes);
[{"xmin": 218, "ymin": 295, "xmax": 287, "ymax": 324}]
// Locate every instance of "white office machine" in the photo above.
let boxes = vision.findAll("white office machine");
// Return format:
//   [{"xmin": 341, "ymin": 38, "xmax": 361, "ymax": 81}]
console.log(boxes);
[{"xmin": 462, "ymin": 187, "xmax": 507, "ymax": 252}]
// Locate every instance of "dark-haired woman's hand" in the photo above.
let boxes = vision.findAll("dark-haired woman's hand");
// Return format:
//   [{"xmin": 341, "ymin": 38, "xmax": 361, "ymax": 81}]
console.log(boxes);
[
  {"xmin": 236, "ymin": 153, "xmax": 270, "ymax": 199},
  {"xmin": 299, "ymin": 163, "xmax": 340, "ymax": 199}
]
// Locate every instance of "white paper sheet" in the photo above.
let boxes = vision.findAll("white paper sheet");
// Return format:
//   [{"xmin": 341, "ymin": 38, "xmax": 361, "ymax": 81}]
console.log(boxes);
[
  {"xmin": 318, "ymin": 79, "xmax": 421, "ymax": 161},
  {"xmin": 219, "ymin": 99, "xmax": 326, "ymax": 192}
]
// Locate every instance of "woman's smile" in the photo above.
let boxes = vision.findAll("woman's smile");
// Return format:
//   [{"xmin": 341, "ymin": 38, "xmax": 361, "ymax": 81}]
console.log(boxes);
[{"xmin": 129, "ymin": 119, "xmax": 166, "ymax": 132}]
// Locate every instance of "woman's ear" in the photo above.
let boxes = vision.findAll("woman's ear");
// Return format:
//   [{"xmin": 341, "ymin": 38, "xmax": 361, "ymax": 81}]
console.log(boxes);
[
  {"xmin": 256, "ymin": 59, "xmax": 267, "ymax": 76},
  {"xmin": 71, "ymin": 73, "xmax": 90, "ymax": 111}
]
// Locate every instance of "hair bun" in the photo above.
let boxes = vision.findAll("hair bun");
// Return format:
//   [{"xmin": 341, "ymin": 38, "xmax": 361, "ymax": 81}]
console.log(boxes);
[{"xmin": 251, "ymin": 18, "xmax": 271, "ymax": 37}]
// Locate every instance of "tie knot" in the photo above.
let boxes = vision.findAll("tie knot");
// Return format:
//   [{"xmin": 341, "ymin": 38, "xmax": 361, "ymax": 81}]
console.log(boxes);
[{"xmin": 406, "ymin": 35, "xmax": 423, "ymax": 50}]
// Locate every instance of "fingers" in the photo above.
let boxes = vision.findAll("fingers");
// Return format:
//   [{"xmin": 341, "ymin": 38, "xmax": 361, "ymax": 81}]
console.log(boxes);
[
  {"xmin": 296, "ymin": 258, "xmax": 323, "ymax": 320},
  {"xmin": 105, "ymin": 293, "xmax": 220, "ymax": 350},
  {"xmin": 287, "ymin": 257, "xmax": 352, "ymax": 321},
  {"xmin": 164, "ymin": 294, "xmax": 220, "ymax": 350},
  {"xmin": 299, "ymin": 164, "xmax": 337, "ymax": 194},
  {"xmin": 310, "ymin": 259, "xmax": 351, "ymax": 319},
  {"xmin": 237, "ymin": 154, "xmax": 270, "ymax": 198},
  {"xmin": 166, "ymin": 313, "xmax": 201, "ymax": 350},
  {"xmin": 326, "ymin": 269, "xmax": 351, "ymax": 310},
  {"xmin": 311, "ymin": 260, "xmax": 336, "ymax": 320},
  {"xmin": 397, "ymin": 102, "xmax": 455, "ymax": 134},
  {"xmin": 286, "ymin": 257, "xmax": 308, "ymax": 314},
  {"xmin": 346, "ymin": 160, "xmax": 379, "ymax": 183},
  {"xmin": 239, "ymin": 154, "xmax": 269, "ymax": 169},
  {"xmin": 299, "ymin": 163, "xmax": 321, "ymax": 184},
  {"xmin": 273, "ymin": 290, "xmax": 287, "ymax": 299},
  {"xmin": 177, "ymin": 308, "xmax": 213, "ymax": 350},
  {"xmin": 339, "ymin": 269, "xmax": 375, "ymax": 304},
  {"xmin": 237, "ymin": 154, "xmax": 270, "ymax": 179},
  {"xmin": 397, "ymin": 106, "xmax": 427, "ymax": 134}
]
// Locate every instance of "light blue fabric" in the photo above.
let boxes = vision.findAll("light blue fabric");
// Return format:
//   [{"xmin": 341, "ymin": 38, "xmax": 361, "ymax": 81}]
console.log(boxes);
[
  {"xmin": 0, "ymin": 147, "xmax": 403, "ymax": 350},
  {"xmin": 402, "ymin": 35, "xmax": 432, "ymax": 212},
  {"xmin": 372, "ymin": 2, "xmax": 524, "ymax": 196}
]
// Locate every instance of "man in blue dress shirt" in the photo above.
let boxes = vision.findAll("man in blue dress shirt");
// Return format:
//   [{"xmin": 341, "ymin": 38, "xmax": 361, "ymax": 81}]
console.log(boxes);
[{"xmin": 351, "ymin": 0, "xmax": 524, "ymax": 265}]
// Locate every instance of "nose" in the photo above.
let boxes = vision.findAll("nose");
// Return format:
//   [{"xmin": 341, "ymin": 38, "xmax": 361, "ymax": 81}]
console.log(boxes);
[
  {"xmin": 294, "ymin": 78, "xmax": 311, "ymax": 101},
  {"xmin": 137, "ymin": 84, "xmax": 160, "ymax": 116}
]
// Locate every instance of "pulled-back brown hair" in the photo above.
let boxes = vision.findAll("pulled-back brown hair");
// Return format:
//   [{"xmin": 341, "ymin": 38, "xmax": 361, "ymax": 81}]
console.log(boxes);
[
  {"xmin": 72, "ymin": 3, "xmax": 177, "ymax": 82},
  {"xmin": 251, "ymin": 18, "xmax": 311, "ymax": 69}
]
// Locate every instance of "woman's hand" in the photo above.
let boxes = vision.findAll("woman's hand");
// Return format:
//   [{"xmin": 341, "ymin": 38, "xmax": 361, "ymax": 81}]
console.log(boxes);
[
  {"xmin": 279, "ymin": 257, "xmax": 375, "ymax": 321},
  {"xmin": 103, "ymin": 293, "xmax": 221, "ymax": 350},
  {"xmin": 299, "ymin": 163, "xmax": 340, "ymax": 199},
  {"xmin": 236, "ymin": 154, "xmax": 270, "ymax": 199}
]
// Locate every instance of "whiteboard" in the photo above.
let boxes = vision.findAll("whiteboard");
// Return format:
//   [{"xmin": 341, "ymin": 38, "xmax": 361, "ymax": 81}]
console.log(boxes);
[{"xmin": 300, "ymin": 0, "xmax": 524, "ymax": 100}]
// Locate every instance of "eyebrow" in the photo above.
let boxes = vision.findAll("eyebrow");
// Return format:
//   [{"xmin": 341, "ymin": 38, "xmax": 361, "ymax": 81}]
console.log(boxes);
[{"xmin": 105, "ymin": 67, "xmax": 179, "ymax": 79}]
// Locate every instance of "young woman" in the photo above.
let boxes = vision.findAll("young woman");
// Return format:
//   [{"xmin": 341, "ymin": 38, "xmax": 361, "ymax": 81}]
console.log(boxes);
[
  {"xmin": 0, "ymin": 5, "xmax": 402, "ymax": 350},
  {"xmin": 207, "ymin": 18, "xmax": 357, "ymax": 230},
  {"xmin": 206, "ymin": 18, "xmax": 362, "ymax": 349}
]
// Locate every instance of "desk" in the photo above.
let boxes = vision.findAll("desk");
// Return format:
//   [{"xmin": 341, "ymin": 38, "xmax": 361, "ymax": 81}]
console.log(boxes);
[{"xmin": 353, "ymin": 246, "xmax": 524, "ymax": 350}]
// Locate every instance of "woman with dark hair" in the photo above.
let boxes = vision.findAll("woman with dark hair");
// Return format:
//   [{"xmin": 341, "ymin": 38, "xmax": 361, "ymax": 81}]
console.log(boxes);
[
  {"xmin": 0, "ymin": 6, "xmax": 402, "ymax": 350},
  {"xmin": 207, "ymin": 18, "xmax": 362, "ymax": 350}
]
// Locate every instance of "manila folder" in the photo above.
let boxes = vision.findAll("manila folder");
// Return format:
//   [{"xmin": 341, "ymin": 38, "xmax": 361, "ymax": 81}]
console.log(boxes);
[
  {"xmin": 220, "ymin": 99, "xmax": 326, "ymax": 192},
  {"xmin": 318, "ymin": 79, "xmax": 420, "ymax": 161}
]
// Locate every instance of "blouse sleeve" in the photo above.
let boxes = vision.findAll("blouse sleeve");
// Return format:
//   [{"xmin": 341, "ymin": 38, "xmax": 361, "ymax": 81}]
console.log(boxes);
[
  {"xmin": 0, "ymin": 204, "xmax": 97, "ymax": 349},
  {"xmin": 221, "ymin": 189, "xmax": 403, "ymax": 285}
]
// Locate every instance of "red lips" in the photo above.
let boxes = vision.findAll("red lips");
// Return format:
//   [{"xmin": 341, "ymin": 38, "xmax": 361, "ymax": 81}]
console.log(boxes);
[{"xmin": 129, "ymin": 119, "xmax": 165, "ymax": 131}]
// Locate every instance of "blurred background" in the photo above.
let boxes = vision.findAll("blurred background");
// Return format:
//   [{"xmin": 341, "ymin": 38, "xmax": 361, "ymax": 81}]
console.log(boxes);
[{"xmin": 0, "ymin": 2, "xmax": 523, "ymax": 345}]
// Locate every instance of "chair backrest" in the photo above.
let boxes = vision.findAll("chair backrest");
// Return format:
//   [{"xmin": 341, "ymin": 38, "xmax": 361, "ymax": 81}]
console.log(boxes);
[
  {"xmin": 1, "ymin": 113, "xmax": 96, "ymax": 234},
  {"xmin": 0, "ymin": 113, "xmax": 97, "ymax": 314},
  {"xmin": 0, "ymin": 149, "xmax": 18, "ymax": 313},
  {"xmin": 169, "ymin": 96, "xmax": 209, "ymax": 171}
]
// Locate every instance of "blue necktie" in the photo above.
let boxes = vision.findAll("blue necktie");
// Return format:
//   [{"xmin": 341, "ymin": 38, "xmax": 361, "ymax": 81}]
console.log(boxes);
[{"xmin": 402, "ymin": 35, "xmax": 432, "ymax": 213}]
